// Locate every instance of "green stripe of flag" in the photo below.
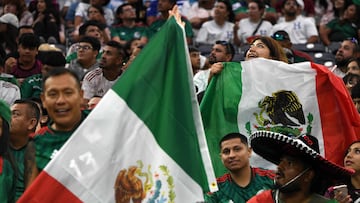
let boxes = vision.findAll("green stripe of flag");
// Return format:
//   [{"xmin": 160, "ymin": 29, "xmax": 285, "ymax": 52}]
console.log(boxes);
[
  {"xmin": 112, "ymin": 17, "xmax": 216, "ymax": 192},
  {"xmin": 200, "ymin": 62, "xmax": 244, "ymax": 177}
]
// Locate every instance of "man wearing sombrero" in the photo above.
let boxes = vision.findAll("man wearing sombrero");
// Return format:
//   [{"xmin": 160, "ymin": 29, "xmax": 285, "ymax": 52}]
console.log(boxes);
[{"xmin": 247, "ymin": 131, "xmax": 353, "ymax": 203}]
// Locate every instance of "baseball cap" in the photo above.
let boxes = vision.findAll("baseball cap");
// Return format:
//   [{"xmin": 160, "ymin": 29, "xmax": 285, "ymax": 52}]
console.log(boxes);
[{"xmin": 0, "ymin": 13, "xmax": 19, "ymax": 28}]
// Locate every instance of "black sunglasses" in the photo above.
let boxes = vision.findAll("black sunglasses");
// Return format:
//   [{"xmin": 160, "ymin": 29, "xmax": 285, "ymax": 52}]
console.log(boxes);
[{"xmin": 271, "ymin": 33, "xmax": 289, "ymax": 41}]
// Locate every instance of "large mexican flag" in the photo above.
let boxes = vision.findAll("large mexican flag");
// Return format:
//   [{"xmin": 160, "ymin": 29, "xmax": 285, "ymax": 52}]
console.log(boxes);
[
  {"xmin": 18, "ymin": 17, "xmax": 217, "ymax": 202},
  {"xmin": 200, "ymin": 59, "xmax": 360, "ymax": 177}
]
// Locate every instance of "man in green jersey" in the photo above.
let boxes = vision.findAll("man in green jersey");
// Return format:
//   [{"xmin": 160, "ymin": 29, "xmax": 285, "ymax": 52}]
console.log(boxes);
[
  {"xmin": 24, "ymin": 68, "xmax": 89, "ymax": 188},
  {"xmin": 9, "ymin": 99, "xmax": 40, "ymax": 201},
  {"xmin": 205, "ymin": 133, "xmax": 275, "ymax": 202}
]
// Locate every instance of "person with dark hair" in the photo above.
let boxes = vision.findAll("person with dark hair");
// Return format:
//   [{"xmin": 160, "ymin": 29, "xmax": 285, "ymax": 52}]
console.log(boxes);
[
  {"xmin": 67, "ymin": 36, "xmax": 101, "ymax": 79},
  {"xmin": 141, "ymin": 0, "xmax": 193, "ymax": 45},
  {"xmin": 343, "ymin": 73, "xmax": 360, "ymax": 94},
  {"xmin": 9, "ymin": 99, "xmax": 40, "ymax": 201},
  {"xmin": 0, "ymin": 100, "xmax": 17, "ymax": 203},
  {"xmin": 74, "ymin": 0, "xmax": 114, "ymax": 28},
  {"xmin": 189, "ymin": 46, "xmax": 201, "ymax": 76},
  {"xmin": 20, "ymin": 50, "xmax": 66, "ymax": 99},
  {"xmin": 32, "ymin": 0, "xmax": 62, "ymax": 44},
  {"xmin": 233, "ymin": 0, "xmax": 273, "ymax": 47},
  {"xmin": 193, "ymin": 40, "xmax": 235, "ymax": 97},
  {"xmin": 111, "ymin": 3, "xmax": 146, "ymax": 46},
  {"xmin": 351, "ymin": 82, "xmax": 360, "ymax": 113},
  {"xmin": 24, "ymin": 68, "xmax": 89, "ymax": 187},
  {"xmin": 82, "ymin": 40, "xmax": 125, "ymax": 103},
  {"xmin": 272, "ymin": 0, "xmax": 319, "ymax": 44},
  {"xmin": 2, "ymin": 0, "xmax": 33, "ymax": 26},
  {"xmin": 324, "ymin": 140, "xmax": 360, "ymax": 202},
  {"xmin": 346, "ymin": 58, "xmax": 360, "ymax": 76},
  {"xmin": 248, "ymin": 131, "xmax": 353, "ymax": 203},
  {"xmin": 205, "ymin": 133, "xmax": 275, "ymax": 202},
  {"xmin": 4, "ymin": 33, "xmax": 42, "ymax": 85},
  {"xmin": 195, "ymin": 0, "xmax": 234, "ymax": 45}
]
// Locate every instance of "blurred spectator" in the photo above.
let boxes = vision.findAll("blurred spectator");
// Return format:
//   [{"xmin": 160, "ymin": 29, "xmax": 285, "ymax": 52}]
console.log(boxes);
[
  {"xmin": 233, "ymin": 0, "xmax": 273, "ymax": 46},
  {"xmin": 346, "ymin": 57, "xmax": 360, "ymax": 75},
  {"xmin": 271, "ymin": 0, "xmax": 319, "ymax": 44},
  {"xmin": 127, "ymin": 0, "xmax": 147, "ymax": 25},
  {"xmin": 4, "ymin": 33, "xmax": 42, "ymax": 85},
  {"xmin": 87, "ymin": 95, "xmax": 102, "ymax": 109},
  {"xmin": 74, "ymin": 0, "xmax": 114, "ymax": 28},
  {"xmin": 182, "ymin": 0, "xmax": 215, "ymax": 37},
  {"xmin": 271, "ymin": 30, "xmax": 313, "ymax": 63},
  {"xmin": 32, "ymin": 0, "xmax": 62, "ymax": 44},
  {"xmin": 320, "ymin": 3, "xmax": 360, "ymax": 46},
  {"xmin": 352, "ymin": 82, "xmax": 360, "ymax": 113},
  {"xmin": 189, "ymin": 46, "xmax": 201, "ymax": 75},
  {"xmin": 275, "ymin": 0, "xmax": 315, "ymax": 18},
  {"xmin": 2, "ymin": 0, "xmax": 33, "ymax": 26},
  {"xmin": 0, "ymin": 57, "xmax": 20, "ymax": 105},
  {"xmin": 111, "ymin": 3, "xmax": 146, "ymax": 46},
  {"xmin": 0, "ymin": 13, "xmax": 19, "ymax": 55},
  {"xmin": 195, "ymin": 0, "xmax": 234, "ymax": 45},
  {"xmin": 343, "ymin": 73, "xmax": 360, "ymax": 94},
  {"xmin": 234, "ymin": 0, "xmax": 278, "ymax": 25}
]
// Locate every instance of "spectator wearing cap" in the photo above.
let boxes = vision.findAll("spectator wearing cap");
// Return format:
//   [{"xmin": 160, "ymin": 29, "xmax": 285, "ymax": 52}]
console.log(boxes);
[
  {"xmin": 271, "ymin": 30, "xmax": 313, "ymax": 63},
  {"xmin": 66, "ymin": 36, "xmax": 101, "ymax": 80},
  {"xmin": 271, "ymin": 0, "xmax": 318, "ymax": 44},
  {"xmin": 248, "ymin": 131, "xmax": 354, "ymax": 203},
  {"xmin": 4, "ymin": 33, "xmax": 42, "ymax": 85},
  {"xmin": 20, "ymin": 50, "xmax": 66, "ymax": 99},
  {"xmin": 0, "ymin": 13, "xmax": 19, "ymax": 54}
]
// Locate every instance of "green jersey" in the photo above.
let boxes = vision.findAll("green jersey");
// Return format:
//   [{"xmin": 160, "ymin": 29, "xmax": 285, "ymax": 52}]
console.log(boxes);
[
  {"xmin": 9, "ymin": 146, "xmax": 26, "ymax": 201},
  {"xmin": 20, "ymin": 74, "xmax": 42, "ymax": 99},
  {"xmin": 205, "ymin": 167, "xmax": 275, "ymax": 203},
  {"xmin": 33, "ymin": 111, "xmax": 90, "ymax": 170},
  {"xmin": 0, "ymin": 156, "xmax": 16, "ymax": 203},
  {"xmin": 110, "ymin": 24, "xmax": 146, "ymax": 41}
]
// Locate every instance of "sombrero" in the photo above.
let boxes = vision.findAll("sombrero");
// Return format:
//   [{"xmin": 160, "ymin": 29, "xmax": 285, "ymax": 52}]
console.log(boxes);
[{"xmin": 250, "ymin": 131, "xmax": 353, "ymax": 177}]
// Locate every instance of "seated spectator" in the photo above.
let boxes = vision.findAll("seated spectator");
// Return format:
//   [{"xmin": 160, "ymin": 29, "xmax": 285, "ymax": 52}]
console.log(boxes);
[
  {"xmin": 127, "ymin": 0, "xmax": 147, "ymax": 25},
  {"xmin": 4, "ymin": 33, "xmax": 42, "ymax": 85},
  {"xmin": 82, "ymin": 41, "xmax": 125, "ymax": 104},
  {"xmin": 271, "ymin": 30, "xmax": 313, "ymax": 63},
  {"xmin": 111, "ymin": 3, "xmax": 146, "ymax": 46},
  {"xmin": 351, "ymin": 83, "xmax": 360, "ymax": 113},
  {"xmin": 67, "ymin": 36, "xmax": 101, "ymax": 80},
  {"xmin": 346, "ymin": 58, "xmax": 360, "ymax": 75},
  {"xmin": 181, "ymin": 0, "xmax": 215, "ymax": 37},
  {"xmin": 21, "ymin": 50, "xmax": 66, "ymax": 99},
  {"xmin": 325, "ymin": 140, "xmax": 360, "ymax": 201},
  {"xmin": 189, "ymin": 46, "xmax": 201, "ymax": 76},
  {"xmin": 320, "ymin": 3, "xmax": 360, "ymax": 46},
  {"xmin": 141, "ymin": 0, "xmax": 193, "ymax": 45},
  {"xmin": 74, "ymin": 0, "xmax": 114, "ymax": 28},
  {"xmin": 234, "ymin": 0, "xmax": 278, "ymax": 25},
  {"xmin": 2, "ymin": 0, "xmax": 33, "ymax": 26},
  {"xmin": 343, "ymin": 73, "xmax": 360, "ymax": 94},
  {"xmin": 271, "ymin": 0, "xmax": 319, "ymax": 44},
  {"xmin": 233, "ymin": 0, "xmax": 273, "ymax": 47},
  {"xmin": 0, "ymin": 57, "xmax": 20, "ymax": 105},
  {"xmin": 0, "ymin": 100, "xmax": 16, "ymax": 203},
  {"xmin": 32, "ymin": 0, "xmax": 62, "ymax": 44},
  {"xmin": 66, "ymin": 20, "xmax": 105, "ymax": 64},
  {"xmin": 0, "ymin": 13, "xmax": 19, "ymax": 55},
  {"xmin": 330, "ymin": 38, "xmax": 359, "ymax": 78},
  {"xmin": 195, "ymin": 0, "xmax": 234, "ymax": 45},
  {"xmin": 274, "ymin": 0, "xmax": 315, "ymax": 19}
]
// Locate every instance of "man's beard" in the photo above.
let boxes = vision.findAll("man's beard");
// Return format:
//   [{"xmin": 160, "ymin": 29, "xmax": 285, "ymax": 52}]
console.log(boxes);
[
  {"xmin": 208, "ymin": 55, "xmax": 217, "ymax": 64},
  {"xmin": 274, "ymin": 179, "xmax": 301, "ymax": 193},
  {"xmin": 285, "ymin": 11, "xmax": 297, "ymax": 18}
]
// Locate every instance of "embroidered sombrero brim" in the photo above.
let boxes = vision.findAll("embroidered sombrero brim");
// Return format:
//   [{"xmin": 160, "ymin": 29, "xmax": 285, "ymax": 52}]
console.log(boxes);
[{"xmin": 250, "ymin": 131, "xmax": 353, "ymax": 177}]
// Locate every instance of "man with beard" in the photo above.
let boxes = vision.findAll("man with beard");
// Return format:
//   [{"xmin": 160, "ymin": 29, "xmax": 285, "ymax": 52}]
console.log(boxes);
[
  {"xmin": 247, "ymin": 131, "xmax": 353, "ymax": 203},
  {"xmin": 193, "ymin": 40, "xmax": 234, "ymax": 102},
  {"xmin": 271, "ymin": 0, "xmax": 318, "ymax": 44},
  {"xmin": 330, "ymin": 38, "xmax": 360, "ymax": 78},
  {"xmin": 205, "ymin": 133, "xmax": 275, "ymax": 202},
  {"xmin": 82, "ymin": 41, "xmax": 125, "ymax": 104}
]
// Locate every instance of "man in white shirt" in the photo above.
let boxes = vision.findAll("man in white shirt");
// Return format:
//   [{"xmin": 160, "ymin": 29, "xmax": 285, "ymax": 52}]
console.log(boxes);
[{"xmin": 271, "ymin": 0, "xmax": 318, "ymax": 44}]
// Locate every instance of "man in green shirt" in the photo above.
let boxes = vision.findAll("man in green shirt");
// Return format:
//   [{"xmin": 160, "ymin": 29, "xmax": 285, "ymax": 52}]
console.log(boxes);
[
  {"xmin": 9, "ymin": 99, "xmax": 40, "ymax": 201},
  {"xmin": 205, "ymin": 133, "xmax": 275, "ymax": 202},
  {"xmin": 24, "ymin": 68, "xmax": 89, "ymax": 188}
]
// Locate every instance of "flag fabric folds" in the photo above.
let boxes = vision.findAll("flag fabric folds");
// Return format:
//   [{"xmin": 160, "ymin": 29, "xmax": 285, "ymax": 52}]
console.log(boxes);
[
  {"xmin": 200, "ymin": 59, "xmax": 360, "ymax": 177},
  {"xmin": 18, "ymin": 17, "xmax": 217, "ymax": 203}
]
